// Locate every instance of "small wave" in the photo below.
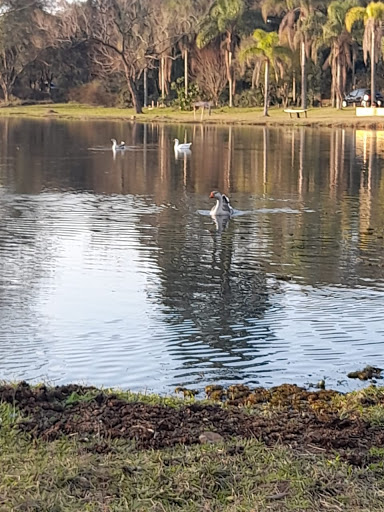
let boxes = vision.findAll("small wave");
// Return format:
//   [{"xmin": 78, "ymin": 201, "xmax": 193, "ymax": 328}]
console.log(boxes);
[
  {"xmin": 87, "ymin": 146, "xmax": 110, "ymax": 151},
  {"xmin": 255, "ymin": 207, "xmax": 303, "ymax": 214}
]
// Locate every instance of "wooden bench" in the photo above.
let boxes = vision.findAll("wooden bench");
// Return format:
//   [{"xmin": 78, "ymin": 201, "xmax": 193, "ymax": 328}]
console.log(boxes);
[{"xmin": 284, "ymin": 108, "xmax": 308, "ymax": 118}]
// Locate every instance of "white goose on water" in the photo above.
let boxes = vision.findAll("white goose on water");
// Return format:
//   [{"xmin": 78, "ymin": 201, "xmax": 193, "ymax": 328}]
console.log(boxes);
[
  {"xmin": 111, "ymin": 139, "xmax": 126, "ymax": 151},
  {"xmin": 174, "ymin": 138, "xmax": 192, "ymax": 151},
  {"xmin": 210, "ymin": 190, "xmax": 234, "ymax": 217}
]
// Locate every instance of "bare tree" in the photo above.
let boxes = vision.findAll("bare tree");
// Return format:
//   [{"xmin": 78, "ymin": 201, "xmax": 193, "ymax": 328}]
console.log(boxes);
[
  {"xmin": 69, "ymin": 0, "xmax": 161, "ymax": 113},
  {"xmin": 0, "ymin": 0, "xmax": 53, "ymax": 102},
  {"xmin": 151, "ymin": 0, "xmax": 214, "ymax": 103},
  {"xmin": 64, "ymin": 0, "xmax": 200, "ymax": 113},
  {"xmin": 191, "ymin": 42, "xmax": 227, "ymax": 104},
  {"xmin": 165, "ymin": 0, "xmax": 214, "ymax": 98}
]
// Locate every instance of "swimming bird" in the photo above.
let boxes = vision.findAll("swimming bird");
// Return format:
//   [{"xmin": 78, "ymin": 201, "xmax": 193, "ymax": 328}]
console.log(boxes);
[
  {"xmin": 210, "ymin": 190, "xmax": 234, "ymax": 216},
  {"xmin": 111, "ymin": 139, "xmax": 126, "ymax": 151},
  {"xmin": 174, "ymin": 138, "xmax": 192, "ymax": 151}
]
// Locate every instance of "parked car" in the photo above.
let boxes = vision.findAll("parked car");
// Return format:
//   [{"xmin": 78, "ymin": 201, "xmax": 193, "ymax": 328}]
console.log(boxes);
[{"xmin": 342, "ymin": 88, "xmax": 384, "ymax": 107}]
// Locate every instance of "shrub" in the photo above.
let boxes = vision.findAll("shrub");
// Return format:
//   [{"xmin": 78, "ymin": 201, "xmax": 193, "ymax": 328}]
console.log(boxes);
[
  {"xmin": 234, "ymin": 88, "xmax": 263, "ymax": 107},
  {"xmin": 171, "ymin": 77, "xmax": 200, "ymax": 110},
  {"xmin": 66, "ymin": 81, "xmax": 116, "ymax": 106},
  {"xmin": 115, "ymin": 84, "xmax": 132, "ymax": 108}
]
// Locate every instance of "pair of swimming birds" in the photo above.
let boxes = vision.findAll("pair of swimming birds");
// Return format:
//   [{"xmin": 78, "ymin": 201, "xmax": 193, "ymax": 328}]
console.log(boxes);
[
  {"xmin": 112, "ymin": 138, "xmax": 192, "ymax": 152},
  {"xmin": 111, "ymin": 139, "xmax": 127, "ymax": 151}
]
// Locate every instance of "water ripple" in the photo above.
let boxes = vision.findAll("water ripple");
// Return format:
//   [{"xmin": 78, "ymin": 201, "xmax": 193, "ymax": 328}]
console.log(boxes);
[{"xmin": 0, "ymin": 121, "xmax": 383, "ymax": 392}]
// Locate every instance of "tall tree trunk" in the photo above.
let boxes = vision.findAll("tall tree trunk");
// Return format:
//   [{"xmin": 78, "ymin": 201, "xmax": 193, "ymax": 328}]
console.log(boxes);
[
  {"xmin": 228, "ymin": 49, "xmax": 233, "ymax": 107},
  {"xmin": 165, "ymin": 57, "xmax": 171, "ymax": 95},
  {"xmin": 371, "ymin": 28, "xmax": 376, "ymax": 107},
  {"xmin": 252, "ymin": 64, "xmax": 257, "ymax": 89},
  {"xmin": 336, "ymin": 57, "xmax": 341, "ymax": 109},
  {"xmin": 225, "ymin": 31, "xmax": 233, "ymax": 107},
  {"xmin": 331, "ymin": 45, "xmax": 336, "ymax": 108},
  {"xmin": 161, "ymin": 57, "xmax": 165, "ymax": 101},
  {"xmin": 301, "ymin": 39, "xmax": 307, "ymax": 110},
  {"xmin": 352, "ymin": 51, "xmax": 356, "ymax": 89},
  {"xmin": 0, "ymin": 79, "xmax": 9, "ymax": 103},
  {"xmin": 124, "ymin": 62, "xmax": 142, "ymax": 113},
  {"xmin": 127, "ymin": 77, "xmax": 143, "ymax": 114},
  {"xmin": 143, "ymin": 68, "xmax": 148, "ymax": 108},
  {"xmin": 264, "ymin": 59, "xmax": 269, "ymax": 117},
  {"xmin": 184, "ymin": 49, "xmax": 188, "ymax": 97},
  {"xmin": 292, "ymin": 71, "xmax": 296, "ymax": 105},
  {"xmin": 1, "ymin": 86, "xmax": 9, "ymax": 103}
]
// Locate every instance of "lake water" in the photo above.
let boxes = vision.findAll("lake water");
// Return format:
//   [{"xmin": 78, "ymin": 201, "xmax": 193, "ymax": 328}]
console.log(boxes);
[{"xmin": 0, "ymin": 118, "xmax": 384, "ymax": 393}]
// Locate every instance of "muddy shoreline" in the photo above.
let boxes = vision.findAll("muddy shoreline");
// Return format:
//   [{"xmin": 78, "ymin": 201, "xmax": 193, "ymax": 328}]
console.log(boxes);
[
  {"xmin": 2, "ymin": 381, "xmax": 384, "ymax": 510},
  {"xmin": 1, "ymin": 381, "xmax": 383, "ymax": 467}
]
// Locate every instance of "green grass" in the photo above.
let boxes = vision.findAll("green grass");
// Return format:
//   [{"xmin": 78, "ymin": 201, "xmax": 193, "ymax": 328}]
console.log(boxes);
[
  {"xmin": 64, "ymin": 387, "xmax": 197, "ymax": 408},
  {"xmin": 0, "ymin": 401, "xmax": 382, "ymax": 512},
  {"xmin": 0, "ymin": 102, "xmax": 138, "ymax": 119},
  {"xmin": 0, "ymin": 102, "xmax": 381, "ymax": 129},
  {"xmin": 2, "ymin": 384, "xmax": 384, "ymax": 510},
  {"xmin": 0, "ymin": 397, "xmax": 384, "ymax": 511}
]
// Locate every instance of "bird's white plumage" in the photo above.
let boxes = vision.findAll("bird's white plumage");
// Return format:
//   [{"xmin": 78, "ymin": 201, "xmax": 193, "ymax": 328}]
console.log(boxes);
[
  {"xmin": 111, "ymin": 139, "xmax": 126, "ymax": 150},
  {"xmin": 209, "ymin": 191, "xmax": 234, "ymax": 216},
  {"xmin": 174, "ymin": 138, "xmax": 192, "ymax": 151}
]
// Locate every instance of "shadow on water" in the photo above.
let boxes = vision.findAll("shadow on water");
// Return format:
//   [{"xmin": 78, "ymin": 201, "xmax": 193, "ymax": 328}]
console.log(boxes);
[{"xmin": 0, "ymin": 119, "xmax": 384, "ymax": 390}]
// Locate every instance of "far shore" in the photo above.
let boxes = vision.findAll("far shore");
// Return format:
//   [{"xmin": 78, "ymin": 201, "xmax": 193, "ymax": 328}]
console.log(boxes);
[{"xmin": 2, "ymin": 102, "xmax": 384, "ymax": 129}]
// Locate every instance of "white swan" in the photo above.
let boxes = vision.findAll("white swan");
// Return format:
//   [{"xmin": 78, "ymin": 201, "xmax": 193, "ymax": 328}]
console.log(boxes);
[
  {"xmin": 111, "ymin": 139, "xmax": 126, "ymax": 151},
  {"xmin": 174, "ymin": 138, "xmax": 192, "ymax": 151},
  {"xmin": 210, "ymin": 190, "xmax": 234, "ymax": 216}
]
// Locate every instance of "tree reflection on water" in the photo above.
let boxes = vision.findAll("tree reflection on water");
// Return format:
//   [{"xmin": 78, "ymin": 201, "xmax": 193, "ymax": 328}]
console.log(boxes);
[{"xmin": 154, "ymin": 213, "xmax": 271, "ymax": 362}]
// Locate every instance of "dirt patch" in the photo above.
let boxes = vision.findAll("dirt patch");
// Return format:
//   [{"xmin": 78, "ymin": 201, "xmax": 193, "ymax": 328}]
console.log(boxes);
[{"xmin": 1, "ymin": 382, "xmax": 383, "ymax": 465}]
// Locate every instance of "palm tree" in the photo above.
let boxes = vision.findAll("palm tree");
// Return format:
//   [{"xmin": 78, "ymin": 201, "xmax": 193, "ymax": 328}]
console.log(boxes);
[
  {"xmin": 164, "ymin": 0, "xmax": 212, "ymax": 99},
  {"xmin": 178, "ymin": 35, "xmax": 193, "ymax": 97},
  {"xmin": 239, "ymin": 29, "xmax": 291, "ymax": 116},
  {"xmin": 320, "ymin": 0, "xmax": 359, "ymax": 109},
  {"xmin": 261, "ymin": 0, "xmax": 325, "ymax": 110},
  {"xmin": 346, "ymin": 1, "xmax": 384, "ymax": 108},
  {"xmin": 196, "ymin": 0, "xmax": 244, "ymax": 107}
]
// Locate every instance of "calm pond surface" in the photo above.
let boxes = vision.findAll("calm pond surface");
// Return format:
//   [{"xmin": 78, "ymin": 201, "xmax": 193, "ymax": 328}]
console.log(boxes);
[{"xmin": 0, "ymin": 118, "xmax": 384, "ymax": 393}]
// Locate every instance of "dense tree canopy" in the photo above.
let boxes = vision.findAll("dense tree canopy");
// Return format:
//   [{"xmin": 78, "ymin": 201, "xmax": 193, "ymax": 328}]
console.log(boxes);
[{"xmin": 0, "ymin": 0, "xmax": 384, "ymax": 110}]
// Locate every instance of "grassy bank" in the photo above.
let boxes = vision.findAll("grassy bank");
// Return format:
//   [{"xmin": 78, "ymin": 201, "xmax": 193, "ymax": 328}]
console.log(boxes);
[
  {"xmin": 2, "ymin": 102, "xmax": 384, "ymax": 129},
  {"xmin": 1, "ymin": 415, "xmax": 381, "ymax": 511},
  {"xmin": 1, "ymin": 382, "xmax": 384, "ymax": 511}
]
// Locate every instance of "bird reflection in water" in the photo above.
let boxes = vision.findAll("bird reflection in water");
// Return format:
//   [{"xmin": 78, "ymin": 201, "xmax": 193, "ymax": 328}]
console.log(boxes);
[
  {"xmin": 211, "ymin": 214, "xmax": 231, "ymax": 233},
  {"xmin": 174, "ymin": 148, "xmax": 192, "ymax": 161}
]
